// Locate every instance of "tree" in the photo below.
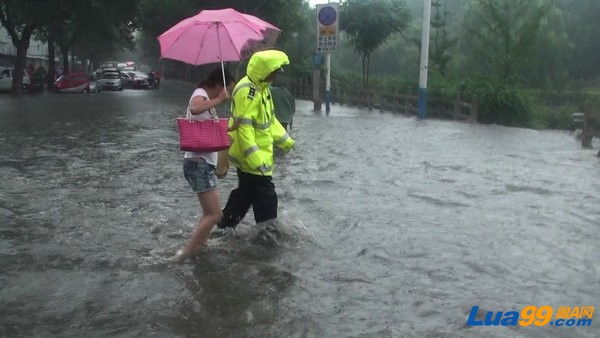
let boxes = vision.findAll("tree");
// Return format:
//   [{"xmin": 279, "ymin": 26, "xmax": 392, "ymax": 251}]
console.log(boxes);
[
  {"xmin": 462, "ymin": 0, "xmax": 551, "ymax": 84},
  {"xmin": 70, "ymin": 0, "xmax": 140, "ymax": 71},
  {"xmin": 522, "ymin": 5, "xmax": 570, "ymax": 89},
  {"xmin": 553, "ymin": 0, "xmax": 600, "ymax": 81},
  {"xmin": 56, "ymin": 1, "xmax": 138, "ymax": 74},
  {"xmin": 137, "ymin": 0, "xmax": 197, "ymax": 64},
  {"xmin": 460, "ymin": 0, "xmax": 553, "ymax": 127},
  {"xmin": 340, "ymin": 0, "xmax": 411, "ymax": 87},
  {"xmin": 0, "ymin": 0, "xmax": 44, "ymax": 93},
  {"xmin": 33, "ymin": 0, "xmax": 68, "ymax": 87},
  {"xmin": 429, "ymin": 0, "xmax": 456, "ymax": 77}
]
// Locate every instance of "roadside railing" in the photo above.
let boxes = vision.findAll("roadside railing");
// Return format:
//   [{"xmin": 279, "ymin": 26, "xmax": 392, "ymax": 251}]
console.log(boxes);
[
  {"xmin": 289, "ymin": 78, "xmax": 478, "ymax": 123},
  {"xmin": 574, "ymin": 111, "xmax": 599, "ymax": 148}
]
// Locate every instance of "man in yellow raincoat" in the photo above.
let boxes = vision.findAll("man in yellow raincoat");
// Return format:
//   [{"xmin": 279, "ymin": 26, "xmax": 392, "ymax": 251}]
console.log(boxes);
[{"xmin": 218, "ymin": 50, "xmax": 295, "ymax": 242}]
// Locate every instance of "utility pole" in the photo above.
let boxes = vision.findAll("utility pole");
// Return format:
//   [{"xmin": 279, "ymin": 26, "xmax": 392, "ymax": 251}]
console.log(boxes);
[{"xmin": 418, "ymin": 0, "xmax": 431, "ymax": 119}]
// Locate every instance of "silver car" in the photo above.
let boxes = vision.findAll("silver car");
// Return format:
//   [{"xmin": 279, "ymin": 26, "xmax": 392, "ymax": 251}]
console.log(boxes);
[
  {"xmin": 0, "ymin": 67, "xmax": 31, "ymax": 91},
  {"xmin": 99, "ymin": 72, "xmax": 123, "ymax": 91},
  {"xmin": 88, "ymin": 75, "xmax": 101, "ymax": 93}
]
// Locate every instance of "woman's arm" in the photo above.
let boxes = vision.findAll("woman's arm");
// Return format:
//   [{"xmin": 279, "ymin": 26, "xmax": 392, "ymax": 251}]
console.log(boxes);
[{"xmin": 189, "ymin": 88, "xmax": 229, "ymax": 114}]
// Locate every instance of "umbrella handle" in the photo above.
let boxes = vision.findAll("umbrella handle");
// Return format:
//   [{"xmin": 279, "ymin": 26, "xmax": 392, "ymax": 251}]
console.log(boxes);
[
  {"xmin": 217, "ymin": 22, "xmax": 226, "ymax": 88},
  {"xmin": 221, "ymin": 60, "xmax": 226, "ymax": 88}
]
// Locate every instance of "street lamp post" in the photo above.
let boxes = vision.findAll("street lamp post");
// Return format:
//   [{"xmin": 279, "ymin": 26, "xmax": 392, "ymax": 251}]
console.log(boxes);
[{"xmin": 418, "ymin": 0, "xmax": 431, "ymax": 120}]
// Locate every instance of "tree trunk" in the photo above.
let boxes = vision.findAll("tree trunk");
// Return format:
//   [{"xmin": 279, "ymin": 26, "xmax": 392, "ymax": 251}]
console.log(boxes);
[
  {"xmin": 13, "ymin": 38, "xmax": 31, "ymax": 94},
  {"xmin": 47, "ymin": 37, "xmax": 56, "ymax": 88},
  {"xmin": 366, "ymin": 54, "xmax": 370, "ymax": 88},
  {"xmin": 61, "ymin": 45, "xmax": 70, "ymax": 74},
  {"xmin": 361, "ymin": 54, "xmax": 367, "ymax": 88}
]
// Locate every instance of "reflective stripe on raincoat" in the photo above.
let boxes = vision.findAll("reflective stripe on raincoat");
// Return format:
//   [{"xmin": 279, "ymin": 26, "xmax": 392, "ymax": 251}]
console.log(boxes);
[{"xmin": 228, "ymin": 50, "xmax": 295, "ymax": 176}]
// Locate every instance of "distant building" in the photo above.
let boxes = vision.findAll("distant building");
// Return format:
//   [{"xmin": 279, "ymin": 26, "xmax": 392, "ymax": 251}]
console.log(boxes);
[{"xmin": 0, "ymin": 26, "xmax": 61, "ymax": 69}]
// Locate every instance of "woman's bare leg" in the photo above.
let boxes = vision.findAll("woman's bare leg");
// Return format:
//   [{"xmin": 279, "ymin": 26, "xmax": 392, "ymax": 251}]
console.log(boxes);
[{"xmin": 175, "ymin": 189, "xmax": 222, "ymax": 261}]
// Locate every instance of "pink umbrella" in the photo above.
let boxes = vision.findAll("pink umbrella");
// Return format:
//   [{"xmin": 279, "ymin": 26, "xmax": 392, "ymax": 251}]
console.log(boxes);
[{"xmin": 158, "ymin": 8, "xmax": 281, "ymax": 85}]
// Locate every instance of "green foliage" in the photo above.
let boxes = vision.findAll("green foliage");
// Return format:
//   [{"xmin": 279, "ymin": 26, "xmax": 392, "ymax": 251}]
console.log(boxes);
[
  {"xmin": 0, "ymin": 0, "xmax": 43, "ymax": 38},
  {"xmin": 70, "ymin": 1, "xmax": 140, "ymax": 68},
  {"xmin": 0, "ymin": 0, "xmax": 46, "ymax": 92},
  {"xmin": 525, "ymin": 88, "xmax": 600, "ymax": 129},
  {"xmin": 462, "ymin": 0, "xmax": 552, "ymax": 85},
  {"xmin": 24, "ymin": 0, "xmax": 141, "ymax": 72},
  {"xmin": 428, "ymin": 71, "xmax": 460, "ymax": 99},
  {"xmin": 450, "ymin": 0, "xmax": 568, "ymax": 127},
  {"xmin": 340, "ymin": 0, "xmax": 411, "ymax": 87},
  {"xmin": 137, "ymin": 0, "xmax": 197, "ymax": 65},
  {"xmin": 462, "ymin": 78, "xmax": 539, "ymax": 127},
  {"xmin": 521, "ymin": 5, "xmax": 570, "ymax": 89},
  {"xmin": 554, "ymin": 0, "xmax": 600, "ymax": 80},
  {"xmin": 539, "ymin": 105, "xmax": 576, "ymax": 130},
  {"xmin": 429, "ymin": 0, "xmax": 457, "ymax": 76},
  {"xmin": 331, "ymin": 68, "xmax": 417, "ymax": 96},
  {"xmin": 274, "ymin": 2, "xmax": 314, "ymax": 79}
]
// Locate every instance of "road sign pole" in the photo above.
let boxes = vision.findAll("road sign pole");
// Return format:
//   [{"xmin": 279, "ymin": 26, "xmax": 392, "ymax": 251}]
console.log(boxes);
[
  {"xmin": 325, "ymin": 53, "xmax": 331, "ymax": 113},
  {"xmin": 418, "ymin": 0, "xmax": 431, "ymax": 120},
  {"xmin": 316, "ymin": 3, "xmax": 338, "ymax": 114}
]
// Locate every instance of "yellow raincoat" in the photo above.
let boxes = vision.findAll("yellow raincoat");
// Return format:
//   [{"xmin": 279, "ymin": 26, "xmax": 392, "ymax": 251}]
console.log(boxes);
[{"xmin": 228, "ymin": 50, "xmax": 295, "ymax": 176}]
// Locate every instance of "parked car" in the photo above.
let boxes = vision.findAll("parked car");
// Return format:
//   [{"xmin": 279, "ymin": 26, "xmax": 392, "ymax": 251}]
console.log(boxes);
[
  {"xmin": 100, "ymin": 61, "xmax": 119, "ymax": 70},
  {"xmin": 0, "ymin": 67, "xmax": 31, "ymax": 91},
  {"xmin": 53, "ymin": 72, "xmax": 92, "ymax": 93},
  {"xmin": 130, "ymin": 71, "xmax": 151, "ymax": 89},
  {"xmin": 121, "ymin": 71, "xmax": 135, "ymax": 87},
  {"xmin": 119, "ymin": 72, "xmax": 133, "ymax": 88},
  {"xmin": 99, "ymin": 71, "xmax": 123, "ymax": 90},
  {"xmin": 88, "ymin": 75, "xmax": 102, "ymax": 93},
  {"xmin": 101, "ymin": 67, "xmax": 119, "ymax": 75}
]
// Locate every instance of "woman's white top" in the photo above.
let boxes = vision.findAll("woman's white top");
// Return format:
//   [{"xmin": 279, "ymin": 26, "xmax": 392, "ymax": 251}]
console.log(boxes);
[{"xmin": 183, "ymin": 87, "xmax": 218, "ymax": 165}]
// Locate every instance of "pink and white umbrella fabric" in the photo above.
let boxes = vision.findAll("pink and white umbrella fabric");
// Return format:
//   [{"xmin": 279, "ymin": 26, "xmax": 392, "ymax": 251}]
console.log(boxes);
[{"xmin": 158, "ymin": 8, "xmax": 281, "ymax": 67}]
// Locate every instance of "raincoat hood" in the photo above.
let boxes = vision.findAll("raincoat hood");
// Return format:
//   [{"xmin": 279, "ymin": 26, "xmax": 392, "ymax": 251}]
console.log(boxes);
[{"xmin": 246, "ymin": 50, "xmax": 289, "ymax": 89}]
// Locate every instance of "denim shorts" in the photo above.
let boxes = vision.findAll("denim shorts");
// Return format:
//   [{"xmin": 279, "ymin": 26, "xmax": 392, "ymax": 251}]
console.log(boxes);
[{"xmin": 183, "ymin": 159, "xmax": 217, "ymax": 193}]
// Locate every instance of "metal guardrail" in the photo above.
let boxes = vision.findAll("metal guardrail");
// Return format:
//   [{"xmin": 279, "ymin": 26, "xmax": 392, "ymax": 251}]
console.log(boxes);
[{"xmin": 289, "ymin": 79, "xmax": 478, "ymax": 122}]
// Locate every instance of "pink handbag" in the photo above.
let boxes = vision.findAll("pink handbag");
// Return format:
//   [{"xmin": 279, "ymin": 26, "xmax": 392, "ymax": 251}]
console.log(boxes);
[{"xmin": 177, "ymin": 109, "xmax": 230, "ymax": 152}]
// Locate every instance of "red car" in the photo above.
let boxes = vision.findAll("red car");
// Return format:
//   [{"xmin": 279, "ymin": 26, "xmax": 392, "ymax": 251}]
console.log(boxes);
[{"xmin": 53, "ymin": 72, "xmax": 94, "ymax": 93}]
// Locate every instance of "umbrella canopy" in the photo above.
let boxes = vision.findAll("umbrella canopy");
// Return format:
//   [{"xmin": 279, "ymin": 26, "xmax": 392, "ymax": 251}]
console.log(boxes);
[{"xmin": 158, "ymin": 8, "xmax": 281, "ymax": 66}]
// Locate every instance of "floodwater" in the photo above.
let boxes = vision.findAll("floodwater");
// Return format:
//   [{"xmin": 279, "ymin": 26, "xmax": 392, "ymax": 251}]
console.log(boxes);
[{"xmin": 0, "ymin": 81, "xmax": 598, "ymax": 338}]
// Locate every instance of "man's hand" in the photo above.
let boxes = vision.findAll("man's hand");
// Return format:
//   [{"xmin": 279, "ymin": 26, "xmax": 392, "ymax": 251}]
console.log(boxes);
[
  {"xmin": 281, "ymin": 139, "xmax": 295, "ymax": 152},
  {"xmin": 258, "ymin": 163, "xmax": 269, "ymax": 175}
]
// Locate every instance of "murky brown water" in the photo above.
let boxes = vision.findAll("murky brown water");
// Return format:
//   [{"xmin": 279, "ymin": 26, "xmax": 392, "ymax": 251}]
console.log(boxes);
[{"xmin": 1, "ymin": 81, "xmax": 599, "ymax": 337}]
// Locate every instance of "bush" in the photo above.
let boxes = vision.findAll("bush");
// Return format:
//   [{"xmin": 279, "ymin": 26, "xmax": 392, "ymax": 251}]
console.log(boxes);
[
  {"xmin": 538, "ymin": 106, "xmax": 576, "ymax": 130},
  {"xmin": 462, "ymin": 79, "xmax": 539, "ymax": 128},
  {"xmin": 534, "ymin": 89, "xmax": 600, "ymax": 130}
]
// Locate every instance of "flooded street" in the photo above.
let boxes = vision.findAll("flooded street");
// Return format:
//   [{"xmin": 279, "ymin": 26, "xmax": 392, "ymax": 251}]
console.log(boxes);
[{"xmin": 1, "ymin": 80, "xmax": 599, "ymax": 337}]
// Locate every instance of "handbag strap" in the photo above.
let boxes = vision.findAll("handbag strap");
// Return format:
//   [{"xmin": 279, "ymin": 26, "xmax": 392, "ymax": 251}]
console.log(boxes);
[
  {"xmin": 186, "ymin": 106, "xmax": 193, "ymax": 121},
  {"xmin": 187, "ymin": 89, "xmax": 223, "ymax": 121},
  {"xmin": 186, "ymin": 105, "xmax": 219, "ymax": 121}
]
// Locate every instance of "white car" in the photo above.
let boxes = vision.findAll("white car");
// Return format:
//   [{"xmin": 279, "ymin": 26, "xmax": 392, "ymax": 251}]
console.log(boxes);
[
  {"xmin": 99, "ymin": 71, "xmax": 123, "ymax": 91},
  {"xmin": 88, "ymin": 75, "xmax": 102, "ymax": 93},
  {"xmin": 0, "ymin": 67, "xmax": 31, "ymax": 91}
]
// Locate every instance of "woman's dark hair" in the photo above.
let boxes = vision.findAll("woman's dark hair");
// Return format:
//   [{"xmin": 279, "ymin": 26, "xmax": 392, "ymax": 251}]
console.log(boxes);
[{"xmin": 198, "ymin": 68, "xmax": 234, "ymax": 88}]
